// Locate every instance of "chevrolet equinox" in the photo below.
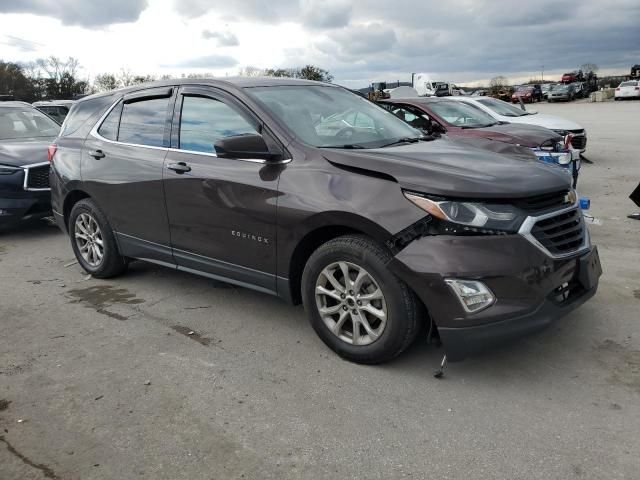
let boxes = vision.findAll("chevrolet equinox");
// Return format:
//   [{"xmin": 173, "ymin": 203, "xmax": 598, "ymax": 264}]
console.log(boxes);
[{"xmin": 50, "ymin": 78, "xmax": 601, "ymax": 364}]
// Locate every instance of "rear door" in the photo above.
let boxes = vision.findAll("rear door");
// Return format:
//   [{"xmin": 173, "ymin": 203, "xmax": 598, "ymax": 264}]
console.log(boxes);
[
  {"xmin": 82, "ymin": 87, "xmax": 175, "ymax": 263},
  {"xmin": 163, "ymin": 86, "xmax": 284, "ymax": 293}
]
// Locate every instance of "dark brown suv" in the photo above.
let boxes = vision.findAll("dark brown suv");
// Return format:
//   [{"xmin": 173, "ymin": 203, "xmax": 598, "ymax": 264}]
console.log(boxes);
[{"xmin": 50, "ymin": 78, "xmax": 601, "ymax": 364}]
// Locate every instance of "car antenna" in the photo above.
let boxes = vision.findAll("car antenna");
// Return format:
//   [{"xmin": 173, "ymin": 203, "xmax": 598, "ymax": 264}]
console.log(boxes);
[{"xmin": 434, "ymin": 355, "xmax": 447, "ymax": 379}]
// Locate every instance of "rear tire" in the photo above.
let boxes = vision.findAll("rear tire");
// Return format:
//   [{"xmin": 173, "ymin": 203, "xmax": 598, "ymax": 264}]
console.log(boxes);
[
  {"xmin": 301, "ymin": 235, "xmax": 422, "ymax": 364},
  {"xmin": 68, "ymin": 199, "xmax": 128, "ymax": 279}
]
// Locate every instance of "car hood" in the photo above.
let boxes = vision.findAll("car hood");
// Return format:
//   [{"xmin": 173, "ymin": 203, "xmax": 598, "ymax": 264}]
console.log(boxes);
[
  {"xmin": 320, "ymin": 137, "xmax": 571, "ymax": 199},
  {"xmin": 467, "ymin": 123, "xmax": 562, "ymax": 147},
  {"xmin": 505, "ymin": 113, "xmax": 582, "ymax": 131},
  {"xmin": 0, "ymin": 137, "xmax": 53, "ymax": 167}
]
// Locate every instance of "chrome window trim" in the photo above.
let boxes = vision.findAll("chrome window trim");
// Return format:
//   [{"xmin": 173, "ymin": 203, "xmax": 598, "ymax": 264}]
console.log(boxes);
[
  {"xmin": 517, "ymin": 200, "xmax": 590, "ymax": 259},
  {"xmin": 89, "ymin": 98, "xmax": 168, "ymax": 153},
  {"xmin": 21, "ymin": 161, "xmax": 51, "ymax": 192},
  {"xmin": 90, "ymin": 97, "xmax": 292, "ymax": 165}
]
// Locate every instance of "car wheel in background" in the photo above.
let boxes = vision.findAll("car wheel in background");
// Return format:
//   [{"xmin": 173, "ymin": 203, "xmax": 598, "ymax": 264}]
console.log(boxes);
[
  {"xmin": 302, "ymin": 235, "xmax": 422, "ymax": 364},
  {"xmin": 68, "ymin": 198, "xmax": 128, "ymax": 278}
]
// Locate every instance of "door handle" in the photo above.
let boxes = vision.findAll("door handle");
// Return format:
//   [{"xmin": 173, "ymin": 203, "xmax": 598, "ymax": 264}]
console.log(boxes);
[
  {"xmin": 167, "ymin": 162, "xmax": 191, "ymax": 174},
  {"xmin": 89, "ymin": 149, "xmax": 105, "ymax": 159}
]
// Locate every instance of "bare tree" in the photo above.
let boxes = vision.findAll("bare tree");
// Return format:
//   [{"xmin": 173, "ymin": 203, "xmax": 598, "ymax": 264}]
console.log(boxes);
[
  {"xmin": 489, "ymin": 76, "xmax": 508, "ymax": 94},
  {"xmin": 117, "ymin": 69, "xmax": 155, "ymax": 87},
  {"xmin": 580, "ymin": 63, "xmax": 599, "ymax": 74},
  {"xmin": 237, "ymin": 66, "xmax": 265, "ymax": 77}
]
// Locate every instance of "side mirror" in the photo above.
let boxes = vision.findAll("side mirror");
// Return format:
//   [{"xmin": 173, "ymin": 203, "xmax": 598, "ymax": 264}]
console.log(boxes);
[
  {"xmin": 430, "ymin": 121, "xmax": 446, "ymax": 134},
  {"xmin": 214, "ymin": 134, "xmax": 281, "ymax": 161}
]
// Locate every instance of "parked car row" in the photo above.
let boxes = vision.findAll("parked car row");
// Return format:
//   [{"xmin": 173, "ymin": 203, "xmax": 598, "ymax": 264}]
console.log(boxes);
[
  {"xmin": 378, "ymin": 96, "xmax": 580, "ymax": 186},
  {"xmin": 2, "ymin": 78, "xmax": 601, "ymax": 368}
]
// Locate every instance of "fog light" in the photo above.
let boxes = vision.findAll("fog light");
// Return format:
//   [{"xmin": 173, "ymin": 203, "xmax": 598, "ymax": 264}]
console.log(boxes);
[{"xmin": 445, "ymin": 279, "xmax": 495, "ymax": 313}]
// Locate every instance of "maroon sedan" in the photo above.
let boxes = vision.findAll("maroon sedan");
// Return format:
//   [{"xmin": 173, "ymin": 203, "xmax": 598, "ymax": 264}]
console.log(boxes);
[{"xmin": 379, "ymin": 97, "xmax": 563, "ymax": 150}]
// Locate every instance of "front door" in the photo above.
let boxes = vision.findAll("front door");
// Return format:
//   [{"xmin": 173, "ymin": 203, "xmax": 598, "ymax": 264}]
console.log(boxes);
[{"xmin": 163, "ymin": 86, "xmax": 283, "ymax": 294}]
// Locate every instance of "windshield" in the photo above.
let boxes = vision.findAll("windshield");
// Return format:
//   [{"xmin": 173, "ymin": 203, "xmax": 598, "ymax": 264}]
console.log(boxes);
[
  {"xmin": 475, "ymin": 97, "xmax": 531, "ymax": 117},
  {"xmin": 516, "ymin": 86, "xmax": 533, "ymax": 93},
  {"xmin": 555, "ymin": 85, "xmax": 570, "ymax": 92},
  {"xmin": 247, "ymin": 85, "xmax": 422, "ymax": 148},
  {"xmin": 620, "ymin": 81, "xmax": 638, "ymax": 87},
  {"xmin": 0, "ymin": 107, "xmax": 60, "ymax": 140},
  {"xmin": 425, "ymin": 100, "xmax": 497, "ymax": 128}
]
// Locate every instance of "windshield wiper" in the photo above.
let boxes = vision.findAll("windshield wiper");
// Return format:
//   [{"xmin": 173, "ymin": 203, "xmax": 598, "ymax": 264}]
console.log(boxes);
[
  {"xmin": 379, "ymin": 137, "xmax": 426, "ymax": 148},
  {"xmin": 319, "ymin": 144, "xmax": 367, "ymax": 149}
]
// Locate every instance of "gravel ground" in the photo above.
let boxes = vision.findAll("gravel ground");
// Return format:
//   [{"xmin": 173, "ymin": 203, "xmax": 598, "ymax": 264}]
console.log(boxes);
[{"xmin": 1, "ymin": 99, "xmax": 639, "ymax": 480}]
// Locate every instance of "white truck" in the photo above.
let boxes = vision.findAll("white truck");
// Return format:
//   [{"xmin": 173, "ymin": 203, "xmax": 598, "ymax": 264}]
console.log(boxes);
[{"xmin": 412, "ymin": 73, "xmax": 464, "ymax": 97}]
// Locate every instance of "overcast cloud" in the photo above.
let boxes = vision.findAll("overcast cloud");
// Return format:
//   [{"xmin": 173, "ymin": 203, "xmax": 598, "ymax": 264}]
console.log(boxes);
[
  {"xmin": 0, "ymin": 0, "xmax": 638, "ymax": 87},
  {"xmin": 202, "ymin": 30, "xmax": 240, "ymax": 47},
  {"xmin": 0, "ymin": 0, "xmax": 148, "ymax": 27}
]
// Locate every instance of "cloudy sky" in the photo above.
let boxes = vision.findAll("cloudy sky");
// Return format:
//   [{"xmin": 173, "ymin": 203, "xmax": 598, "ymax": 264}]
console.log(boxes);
[{"xmin": 0, "ymin": 0, "xmax": 638, "ymax": 88}]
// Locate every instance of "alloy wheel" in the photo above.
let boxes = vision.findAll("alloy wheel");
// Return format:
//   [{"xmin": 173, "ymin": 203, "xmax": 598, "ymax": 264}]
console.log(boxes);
[
  {"xmin": 74, "ymin": 212, "xmax": 104, "ymax": 267},
  {"xmin": 315, "ymin": 261, "xmax": 388, "ymax": 346}
]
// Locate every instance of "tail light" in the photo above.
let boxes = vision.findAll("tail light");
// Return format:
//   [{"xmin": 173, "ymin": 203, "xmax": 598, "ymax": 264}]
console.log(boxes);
[
  {"xmin": 47, "ymin": 144, "xmax": 57, "ymax": 162},
  {"xmin": 635, "ymin": 87, "xmax": 639, "ymax": 91},
  {"xmin": 616, "ymin": 88, "xmax": 620, "ymax": 91}
]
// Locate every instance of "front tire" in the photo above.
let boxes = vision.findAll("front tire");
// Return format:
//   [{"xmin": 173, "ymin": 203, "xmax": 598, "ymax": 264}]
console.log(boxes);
[
  {"xmin": 69, "ymin": 199, "xmax": 128, "ymax": 278},
  {"xmin": 301, "ymin": 235, "xmax": 421, "ymax": 364}
]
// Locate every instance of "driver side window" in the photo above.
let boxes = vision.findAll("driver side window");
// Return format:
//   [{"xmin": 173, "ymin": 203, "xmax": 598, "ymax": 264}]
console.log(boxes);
[{"xmin": 179, "ymin": 96, "xmax": 259, "ymax": 154}]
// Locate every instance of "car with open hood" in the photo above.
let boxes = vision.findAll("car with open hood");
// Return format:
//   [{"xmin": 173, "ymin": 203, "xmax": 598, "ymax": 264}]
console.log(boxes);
[
  {"xmin": 49, "ymin": 78, "xmax": 601, "ymax": 365},
  {"xmin": 0, "ymin": 101, "xmax": 60, "ymax": 229}
]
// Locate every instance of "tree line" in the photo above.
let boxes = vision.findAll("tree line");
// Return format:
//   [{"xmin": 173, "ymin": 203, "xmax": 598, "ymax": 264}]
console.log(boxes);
[{"xmin": 0, "ymin": 56, "xmax": 334, "ymax": 102}]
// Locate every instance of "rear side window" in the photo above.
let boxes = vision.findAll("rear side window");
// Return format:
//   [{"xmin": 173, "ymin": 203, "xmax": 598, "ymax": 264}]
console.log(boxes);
[
  {"xmin": 179, "ymin": 96, "xmax": 258, "ymax": 153},
  {"xmin": 60, "ymin": 95, "xmax": 115, "ymax": 137},
  {"xmin": 118, "ymin": 97, "xmax": 169, "ymax": 147},
  {"xmin": 98, "ymin": 101, "xmax": 123, "ymax": 141}
]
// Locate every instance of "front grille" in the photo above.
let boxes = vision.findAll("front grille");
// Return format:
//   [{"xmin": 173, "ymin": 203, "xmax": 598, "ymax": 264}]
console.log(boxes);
[
  {"xmin": 513, "ymin": 190, "xmax": 571, "ymax": 214},
  {"xmin": 531, "ymin": 208, "xmax": 585, "ymax": 255},
  {"xmin": 25, "ymin": 165, "xmax": 50, "ymax": 190},
  {"xmin": 570, "ymin": 135, "xmax": 586, "ymax": 149}
]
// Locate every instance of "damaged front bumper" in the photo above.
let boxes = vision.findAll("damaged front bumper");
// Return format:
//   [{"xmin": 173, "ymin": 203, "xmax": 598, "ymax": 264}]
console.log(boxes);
[{"xmin": 388, "ymin": 233, "xmax": 601, "ymax": 361}]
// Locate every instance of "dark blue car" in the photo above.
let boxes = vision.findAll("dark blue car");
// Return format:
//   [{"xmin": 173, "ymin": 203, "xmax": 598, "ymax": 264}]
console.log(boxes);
[{"xmin": 0, "ymin": 101, "xmax": 59, "ymax": 229}]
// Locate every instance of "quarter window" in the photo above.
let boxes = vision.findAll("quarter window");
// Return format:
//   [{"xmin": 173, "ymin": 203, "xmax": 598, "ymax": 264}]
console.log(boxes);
[
  {"xmin": 118, "ymin": 97, "xmax": 169, "ymax": 147},
  {"xmin": 179, "ymin": 96, "xmax": 258, "ymax": 153},
  {"xmin": 98, "ymin": 101, "xmax": 123, "ymax": 141}
]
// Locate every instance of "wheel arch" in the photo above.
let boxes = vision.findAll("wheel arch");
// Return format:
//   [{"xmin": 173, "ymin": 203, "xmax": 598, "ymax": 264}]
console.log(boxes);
[
  {"xmin": 282, "ymin": 212, "xmax": 392, "ymax": 305},
  {"xmin": 62, "ymin": 189, "xmax": 91, "ymax": 232}
]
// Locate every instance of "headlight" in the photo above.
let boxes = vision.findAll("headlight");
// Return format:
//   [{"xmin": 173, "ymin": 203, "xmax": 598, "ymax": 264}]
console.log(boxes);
[
  {"xmin": 533, "ymin": 150, "xmax": 572, "ymax": 166},
  {"xmin": 404, "ymin": 191, "xmax": 526, "ymax": 232},
  {"xmin": 551, "ymin": 151, "xmax": 572, "ymax": 165},
  {"xmin": 0, "ymin": 165, "xmax": 21, "ymax": 175}
]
